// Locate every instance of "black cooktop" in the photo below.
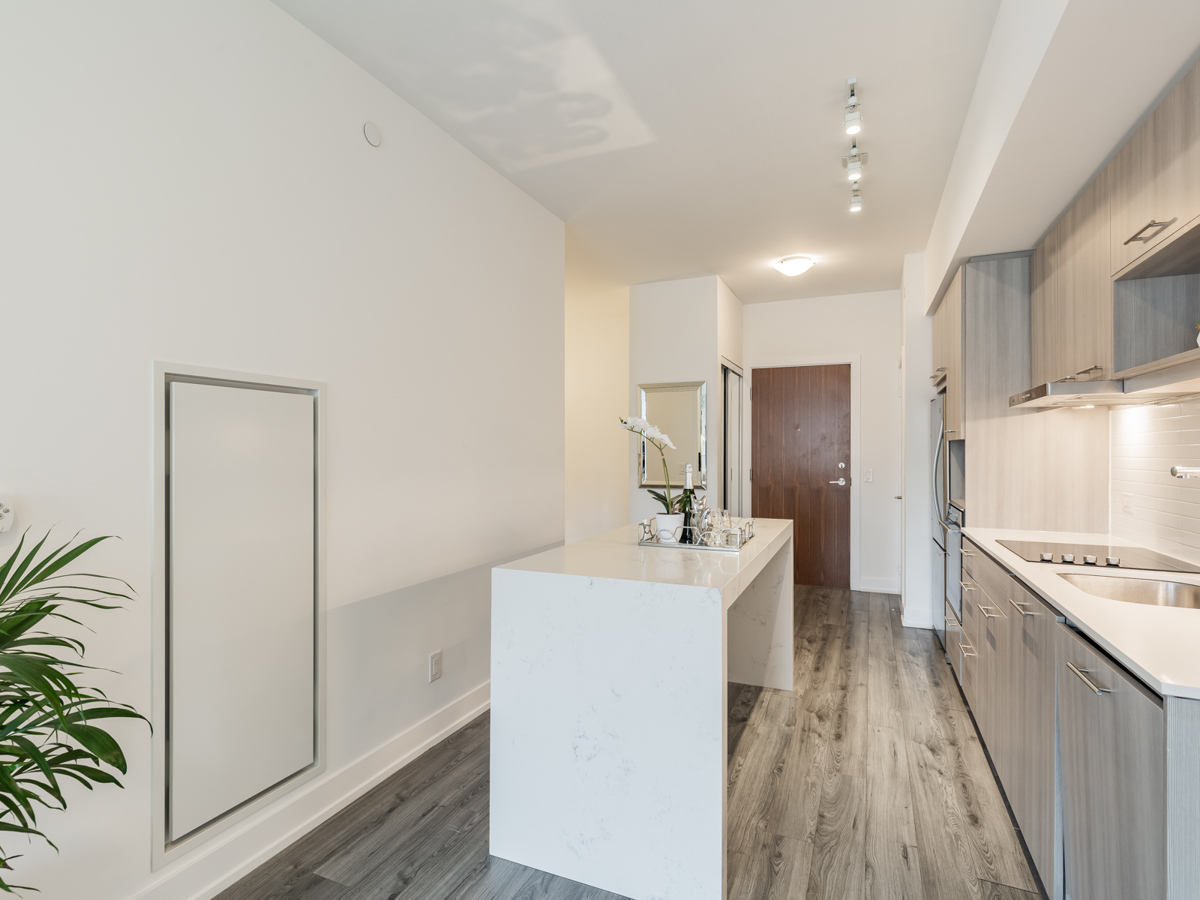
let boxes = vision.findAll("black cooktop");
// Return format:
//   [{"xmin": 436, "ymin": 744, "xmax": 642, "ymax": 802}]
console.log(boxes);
[{"xmin": 998, "ymin": 540, "xmax": 1200, "ymax": 574}]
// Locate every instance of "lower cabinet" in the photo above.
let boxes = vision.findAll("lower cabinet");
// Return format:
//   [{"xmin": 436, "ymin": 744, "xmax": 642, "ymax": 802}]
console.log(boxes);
[
  {"xmin": 944, "ymin": 598, "xmax": 963, "ymax": 683},
  {"xmin": 1057, "ymin": 624, "xmax": 1165, "ymax": 900},
  {"xmin": 1003, "ymin": 584, "xmax": 1058, "ymax": 898}
]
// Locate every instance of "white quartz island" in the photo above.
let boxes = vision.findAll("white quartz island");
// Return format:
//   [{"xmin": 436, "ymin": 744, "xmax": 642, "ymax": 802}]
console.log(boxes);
[{"xmin": 489, "ymin": 518, "xmax": 794, "ymax": 900}]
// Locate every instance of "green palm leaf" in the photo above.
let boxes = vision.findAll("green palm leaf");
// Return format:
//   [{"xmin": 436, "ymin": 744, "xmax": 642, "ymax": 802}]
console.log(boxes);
[{"xmin": 0, "ymin": 531, "xmax": 147, "ymax": 890}]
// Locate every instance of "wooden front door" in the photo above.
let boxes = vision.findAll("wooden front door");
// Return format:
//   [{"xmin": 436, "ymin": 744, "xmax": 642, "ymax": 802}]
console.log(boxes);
[{"xmin": 751, "ymin": 365, "xmax": 851, "ymax": 587}]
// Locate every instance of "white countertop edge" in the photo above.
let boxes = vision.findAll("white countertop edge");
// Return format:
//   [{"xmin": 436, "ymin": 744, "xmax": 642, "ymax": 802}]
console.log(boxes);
[
  {"xmin": 962, "ymin": 526, "xmax": 1200, "ymax": 701},
  {"xmin": 495, "ymin": 519, "xmax": 793, "ymax": 607}
]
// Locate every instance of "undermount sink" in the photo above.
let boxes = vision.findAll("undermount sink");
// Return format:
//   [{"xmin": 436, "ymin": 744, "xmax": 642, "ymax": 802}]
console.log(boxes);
[{"xmin": 1058, "ymin": 572, "xmax": 1200, "ymax": 609}]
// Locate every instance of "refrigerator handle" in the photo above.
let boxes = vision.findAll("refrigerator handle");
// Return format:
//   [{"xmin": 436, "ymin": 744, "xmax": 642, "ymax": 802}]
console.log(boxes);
[{"xmin": 931, "ymin": 413, "xmax": 944, "ymax": 519}]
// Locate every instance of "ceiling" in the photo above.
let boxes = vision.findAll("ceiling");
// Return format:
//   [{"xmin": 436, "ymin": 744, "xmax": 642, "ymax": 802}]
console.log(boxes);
[{"xmin": 272, "ymin": 0, "xmax": 1001, "ymax": 303}]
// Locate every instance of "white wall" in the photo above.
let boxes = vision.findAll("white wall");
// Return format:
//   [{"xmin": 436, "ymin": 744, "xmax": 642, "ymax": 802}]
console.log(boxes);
[
  {"xmin": 0, "ymin": 4, "xmax": 563, "ymax": 899},
  {"xmin": 628, "ymin": 276, "xmax": 736, "ymax": 522},
  {"xmin": 744, "ymin": 290, "xmax": 903, "ymax": 593},
  {"xmin": 900, "ymin": 254, "xmax": 936, "ymax": 626},
  {"xmin": 1111, "ymin": 400, "xmax": 1200, "ymax": 564},
  {"xmin": 565, "ymin": 230, "xmax": 630, "ymax": 542}
]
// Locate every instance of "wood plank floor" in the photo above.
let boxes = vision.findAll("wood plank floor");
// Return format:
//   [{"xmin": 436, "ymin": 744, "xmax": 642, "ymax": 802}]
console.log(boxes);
[{"xmin": 216, "ymin": 586, "xmax": 1040, "ymax": 900}]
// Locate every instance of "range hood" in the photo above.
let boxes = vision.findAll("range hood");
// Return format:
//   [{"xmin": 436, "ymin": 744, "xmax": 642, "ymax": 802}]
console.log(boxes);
[{"xmin": 1009, "ymin": 377, "xmax": 1200, "ymax": 409}]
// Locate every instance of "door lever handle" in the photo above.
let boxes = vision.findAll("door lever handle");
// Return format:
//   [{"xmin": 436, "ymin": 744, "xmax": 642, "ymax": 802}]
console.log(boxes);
[{"xmin": 829, "ymin": 478, "xmax": 846, "ymax": 486}]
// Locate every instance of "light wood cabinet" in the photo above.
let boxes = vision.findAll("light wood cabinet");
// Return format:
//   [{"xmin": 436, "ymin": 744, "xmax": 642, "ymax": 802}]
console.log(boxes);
[
  {"xmin": 933, "ymin": 268, "xmax": 964, "ymax": 439},
  {"xmin": 1057, "ymin": 173, "xmax": 1113, "ymax": 380},
  {"xmin": 1030, "ymin": 173, "xmax": 1113, "ymax": 385},
  {"xmin": 1004, "ymin": 584, "xmax": 1059, "ymax": 900},
  {"xmin": 1111, "ymin": 62, "xmax": 1200, "ymax": 276},
  {"xmin": 1030, "ymin": 226, "xmax": 1059, "ymax": 386},
  {"xmin": 1058, "ymin": 624, "xmax": 1165, "ymax": 900}
]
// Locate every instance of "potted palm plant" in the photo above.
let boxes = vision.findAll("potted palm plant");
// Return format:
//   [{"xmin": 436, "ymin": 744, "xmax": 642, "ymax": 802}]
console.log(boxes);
[{"xmin": 0, "ymin": 531, "xmax": 147, "ymax": 893}]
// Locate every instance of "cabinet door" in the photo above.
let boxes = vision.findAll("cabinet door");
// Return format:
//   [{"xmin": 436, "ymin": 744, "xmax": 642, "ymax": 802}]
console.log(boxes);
[
  {"xmin": 978, "ymin": 591, "xmax": 1008, "ymax": 780},
  {"xmin": 1058, "ymin": 174, "xmax": 1113, "ymax": 380},
  {"xmin": 1007, "ymin": 586, "xmax": 1059, "ymax": 898},
  {"xmin": 1058, "ymin": 625, "xmax": 1165, "ymax": 900},
  {"xmin": 943, "ymin": 268, "xmax": 965, "ymax": 439},
  {"xmin": 1030, "ymin": 229, "xmax": 1059, "ymax": 386},
  {"xmin": 1110, "ymin": 63, "xmax": 1200, "ymax": 274}
]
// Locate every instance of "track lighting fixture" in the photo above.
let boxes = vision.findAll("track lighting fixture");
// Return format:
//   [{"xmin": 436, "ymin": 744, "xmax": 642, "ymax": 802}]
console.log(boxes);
[
  {"xmin": 844, "ymin": 77, "xmax": 862, "ymax": 134},
  {"xmin": 843, "ymin": 138, "xmax": 867, "ymax": 181},
  {"xmin": 849, "ymin": 185, "xmax": 862, "ymax": 212}
]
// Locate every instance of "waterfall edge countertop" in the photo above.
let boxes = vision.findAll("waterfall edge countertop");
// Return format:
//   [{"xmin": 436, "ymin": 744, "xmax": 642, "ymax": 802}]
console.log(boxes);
[
  {"xmin": 490, "ymin": 518, "xmax": 795, "ymax": 900},
  {"xmin": 964, "ymin": 526, "xmax": 1200, "ymax": 700},
  {"xmin": 495, "ymin": 517, "xmax": 793, "ymax": 609}
]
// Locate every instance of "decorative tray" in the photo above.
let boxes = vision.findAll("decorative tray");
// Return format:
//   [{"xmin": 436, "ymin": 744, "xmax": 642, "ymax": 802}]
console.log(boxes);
[{"xmin": 637, "ymin": 514, "xmax": 755, "ymax": 553}]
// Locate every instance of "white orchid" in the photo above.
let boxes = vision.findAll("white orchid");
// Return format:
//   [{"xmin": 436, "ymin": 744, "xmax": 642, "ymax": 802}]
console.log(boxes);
[
  {"xmin": 619, "ymin": 416, "xmax": 676, "ymax": 450},
  {"xmin": 620, "ymin": 415, "xmax": 683, "ymax": 513}
]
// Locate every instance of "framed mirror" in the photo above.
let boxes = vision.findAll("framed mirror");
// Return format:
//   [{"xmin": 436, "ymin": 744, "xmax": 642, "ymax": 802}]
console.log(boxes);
[{"xmin": 638, "ymin": 381, "xmax": 706, "ymax": 489}]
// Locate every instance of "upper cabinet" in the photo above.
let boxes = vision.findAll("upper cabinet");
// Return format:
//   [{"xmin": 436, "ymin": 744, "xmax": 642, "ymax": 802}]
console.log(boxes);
[
  {"xmin": 1110, "ymin": 63, "xmax": 1200, "ymax": 276},
  {"xmin": 1028, "ymin": 58, "xmax": 1200, "ymax": 386},
  {"xmin": 933, "ymin": 267, "xmax": 965, "ymax": 439},
  {"xmin": 1058, "ymin": 174, "xmax": 1114, "ymax": 380},
  {"xmin": 1030, "ymin": 173, "xmax": 1113, "ymax": 384}
]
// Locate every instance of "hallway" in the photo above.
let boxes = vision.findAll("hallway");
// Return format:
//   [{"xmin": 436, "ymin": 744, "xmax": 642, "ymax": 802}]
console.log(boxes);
[{"xmin": 218, "ymin": 587, "xmax": 1039, "ymax": 900}]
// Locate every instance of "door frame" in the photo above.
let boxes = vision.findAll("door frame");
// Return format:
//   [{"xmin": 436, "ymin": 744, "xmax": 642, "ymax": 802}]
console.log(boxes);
[{"xmin": 745, "ymin": 354, "xmax": 862, "ymax": 591}]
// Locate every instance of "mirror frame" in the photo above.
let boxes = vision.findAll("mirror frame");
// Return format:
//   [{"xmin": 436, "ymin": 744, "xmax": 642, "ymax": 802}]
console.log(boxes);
[{"xmin": 637, "ymin": 381, "xmax": 707, "ymax": 489}]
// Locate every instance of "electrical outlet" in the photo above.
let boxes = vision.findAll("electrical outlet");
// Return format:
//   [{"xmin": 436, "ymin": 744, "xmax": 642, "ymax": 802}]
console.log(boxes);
[
  {"xmin": 1121, "ymin": 495, "xmax": 1133, "ymax": 514},
  {"xmin": 865, "ymin": 469, "xmax": 874, "ymax": 483},
  {"xmin": 429, "ymin": 650, "xmax": 443, "ymax": 683},
  {"xmin": 0, "ymin": 500, "xmax": 11, "ymax": 534}
]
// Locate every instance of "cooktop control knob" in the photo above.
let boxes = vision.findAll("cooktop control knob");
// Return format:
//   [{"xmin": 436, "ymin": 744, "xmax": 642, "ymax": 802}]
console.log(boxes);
[
  {"xmin": 1041, "ymin": 552, "xmax": 1053, "ymax": 562},
  {"xmin": 1107, "ymin": 556, "xmax": 1121, "ymax": 566},
  {"xmin": 1062, "ymin": 553, "xmax": 1075, "ymax": 563},
  {"xmin": 1085, "ymin": 555, "xmax": 1098, "ymax": 565}
]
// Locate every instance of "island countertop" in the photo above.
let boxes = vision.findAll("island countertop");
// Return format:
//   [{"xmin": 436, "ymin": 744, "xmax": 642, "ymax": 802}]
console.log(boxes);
[{"xmin": 496, "ymin": 518, "xmax": 792, "ymax": 609}]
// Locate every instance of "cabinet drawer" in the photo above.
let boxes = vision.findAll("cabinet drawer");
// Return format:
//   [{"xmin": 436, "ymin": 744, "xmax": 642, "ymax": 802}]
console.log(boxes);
[
  {"xmin": 962, "ymin": 539, "xmax": 1013, "ymax": 610},
  {"xmin": 945, "ymin": 599, "xmax": 963, "ymax": 686},
  {"xmin": 959, "ymin": 632, "xmax": 978, "ymax": 710}
]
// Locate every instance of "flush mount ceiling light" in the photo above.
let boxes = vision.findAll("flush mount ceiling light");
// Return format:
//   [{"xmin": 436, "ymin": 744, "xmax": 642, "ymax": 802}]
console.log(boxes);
[
  {"xmin": 844, "ymin": 76, "xmax": 862, "ymax": 134},
  {"xmin": 843, "ymin": 138, "xmax": 867, "ymax": 181},
  {"xmin": 849, "ymin": 185, "xmax": 862, "ymax": 212},
  {"xmin": 772, "ymin": 255, "xmax": 816, "ymax": 276}
]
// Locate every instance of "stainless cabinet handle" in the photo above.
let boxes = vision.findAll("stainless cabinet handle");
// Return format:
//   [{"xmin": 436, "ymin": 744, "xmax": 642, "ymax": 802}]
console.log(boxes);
[
  {"xmin": 979, "ymin": 605, "xmax": 999, "ymax": 619},
  {"xmin": 960, "ymin": 642, "xmax": 977, "ymax": 658},
  {"xmin": 1067, "ymin": 661, "xmax": 1111, "ymax": 695},
  {"xmin": 959, "ymin": 580, "xmax": 977, "ymax": 593},
  {"xmin": 930, "ymin": 367, "xmax": 947, "ymax": 381},
  {"xmin": 1008, "ymin": 597, "xmax": 1033, "ymax": 617},
  {"xmin": 1076, "ymin": 364, "xmax": 1104, "ymax": 376},
  {"xmin": 828, "ymin": 478, "xmax": 846, "ymax": 486},
  {"xmin": 945, "ymin": 429, "xmax": 959, "ymax": 436},
  {"xmin": 961, "ymin": 549, "xmax": 976, "ymax": 557},
  {"xmin": 1123, "ymin": 220, "xmax": 1171, "ymax": 245}
]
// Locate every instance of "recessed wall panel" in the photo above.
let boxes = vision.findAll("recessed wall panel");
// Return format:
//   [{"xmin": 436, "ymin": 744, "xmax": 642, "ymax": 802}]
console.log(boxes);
[{"xmin": 168, "ymin": 380, "xmax": 316, "ymax": 839}]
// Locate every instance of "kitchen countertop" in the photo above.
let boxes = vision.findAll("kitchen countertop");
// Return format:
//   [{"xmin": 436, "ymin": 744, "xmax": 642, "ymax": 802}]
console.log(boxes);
[
  {"xmin": 964, "ymin": 526, "xmax": 1200, "ymax": 700},
  {"xmin": 496, "ymin": 517, "xmax": 792, "ymax": 609}
]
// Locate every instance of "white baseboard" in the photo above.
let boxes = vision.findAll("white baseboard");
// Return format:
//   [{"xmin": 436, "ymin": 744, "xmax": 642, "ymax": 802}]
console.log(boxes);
[
  {"xmin": 901, "ymin": 606, "xmax": 935, "ymax": 629},
  {"xmin": 135, "ymin": 681, "xmax": 491, "ymax": 900},
  {"xmin": 855, "ymin": 576, "xmax": 901, "ymax": 594}
]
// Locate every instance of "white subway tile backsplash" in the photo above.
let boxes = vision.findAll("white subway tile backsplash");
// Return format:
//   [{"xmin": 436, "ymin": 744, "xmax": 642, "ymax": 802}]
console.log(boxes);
[{"xmin": 1111, "ymin": 398, "xmax": 1200, "ymax": 567}]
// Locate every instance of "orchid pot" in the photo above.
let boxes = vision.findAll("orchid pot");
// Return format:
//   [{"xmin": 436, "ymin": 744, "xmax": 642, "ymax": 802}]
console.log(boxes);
[{"xmin": 655, "ymin": 513, "xmax": 685, "ymax": 543}]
